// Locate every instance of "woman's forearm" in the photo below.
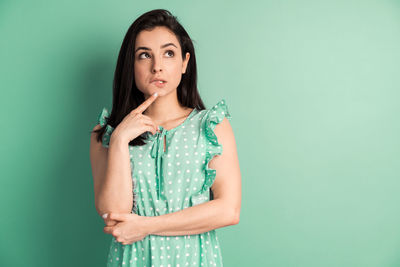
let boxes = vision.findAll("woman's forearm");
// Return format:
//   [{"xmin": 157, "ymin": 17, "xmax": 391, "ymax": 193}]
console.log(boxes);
[
  {"xmin": 96, "ymin": 134, "xmax": 133, "ymax": 216},
  {"xmin": 145, "ymin": 199, "xmax": 239, "ymax": 236}
]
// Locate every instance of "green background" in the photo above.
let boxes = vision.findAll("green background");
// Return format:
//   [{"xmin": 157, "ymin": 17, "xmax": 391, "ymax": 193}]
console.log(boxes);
[{"xmin": 1, "ymin": 0, "xmax": 400, "ymax": 266}]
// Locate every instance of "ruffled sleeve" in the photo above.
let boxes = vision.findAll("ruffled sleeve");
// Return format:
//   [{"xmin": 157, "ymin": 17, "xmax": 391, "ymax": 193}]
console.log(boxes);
[
  {"xmin": 97, "ymin": 107, "xmax": 115, "ymax": 148},
  {"xmin": 190, "ymin": 99, "xmax": 232, "ymax": 206}
]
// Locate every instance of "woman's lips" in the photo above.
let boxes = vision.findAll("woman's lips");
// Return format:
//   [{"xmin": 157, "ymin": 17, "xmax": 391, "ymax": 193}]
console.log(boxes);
[{"xmin": 152, "ymin": 80, "xmax": 167, "ymax": 88}]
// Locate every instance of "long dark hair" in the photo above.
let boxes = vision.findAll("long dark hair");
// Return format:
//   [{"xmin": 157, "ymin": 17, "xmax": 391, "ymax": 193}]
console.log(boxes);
[{"xmin": 92, "ymin": 9, "xmax": 206, "ymax": 146}]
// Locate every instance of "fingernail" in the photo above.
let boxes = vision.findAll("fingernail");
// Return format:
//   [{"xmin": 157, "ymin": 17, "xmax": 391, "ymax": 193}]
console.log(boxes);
[
  {"xmin": 154, "ymin": 92, "xmax": 158, "ymax": 97},
  {"xmin": 102, "ymin": 213, "xmax": 108, "ymax": 219}
]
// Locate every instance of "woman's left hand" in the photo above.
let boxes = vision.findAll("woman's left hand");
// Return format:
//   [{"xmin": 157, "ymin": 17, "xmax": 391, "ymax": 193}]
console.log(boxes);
[{"xmin": 103, "ymin": 213, "xmax": 150, "ymax": 245}]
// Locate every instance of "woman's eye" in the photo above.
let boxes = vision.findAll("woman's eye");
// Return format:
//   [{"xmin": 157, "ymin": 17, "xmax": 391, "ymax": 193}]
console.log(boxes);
[
  {"xmin": 166, "ymin": 50, "xmax": 174, "ymax": 57},
  {"xmin": 138, "ymin": 52, "xmax": 150, "ymax": 59}
]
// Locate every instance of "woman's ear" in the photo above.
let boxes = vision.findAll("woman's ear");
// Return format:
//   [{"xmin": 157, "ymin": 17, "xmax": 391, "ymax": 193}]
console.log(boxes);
[{"xmin": 182, "ymin": 52, "xmax": 190, "ymax": 74}]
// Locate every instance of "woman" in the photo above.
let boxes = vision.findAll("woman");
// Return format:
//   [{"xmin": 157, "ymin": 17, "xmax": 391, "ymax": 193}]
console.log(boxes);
[{"xmin": 90, "ymin": 9, "xmax": 241, "ymax": 267}]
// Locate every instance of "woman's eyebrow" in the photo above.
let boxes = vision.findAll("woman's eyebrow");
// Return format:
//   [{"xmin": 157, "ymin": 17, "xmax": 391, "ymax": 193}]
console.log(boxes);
[{"xmin": 135, "ymin": 43, "xmax": 177, "ymax": 53}]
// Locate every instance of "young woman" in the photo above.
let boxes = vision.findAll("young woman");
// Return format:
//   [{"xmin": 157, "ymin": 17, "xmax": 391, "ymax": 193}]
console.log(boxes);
[{"xmin": 90, "ymin": 9, "xmax": 241, "ymax": 267}]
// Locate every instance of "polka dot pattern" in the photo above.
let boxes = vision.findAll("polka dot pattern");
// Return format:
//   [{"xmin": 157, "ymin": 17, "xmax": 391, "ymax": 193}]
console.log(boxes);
[{"xmin": 97, "ymin": 99, "xmax": 232, "ymax": 266}]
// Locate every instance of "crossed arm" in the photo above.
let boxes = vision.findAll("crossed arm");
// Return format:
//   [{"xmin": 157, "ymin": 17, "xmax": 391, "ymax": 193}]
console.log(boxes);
[{"xmin": 102, "ymin": 117, "xmax": 241, "ymax": 239}]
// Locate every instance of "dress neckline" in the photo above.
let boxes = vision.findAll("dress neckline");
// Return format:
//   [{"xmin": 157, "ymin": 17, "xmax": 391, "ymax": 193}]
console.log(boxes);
[{"xmin": 147, "ymin": 108, "xmax": 198, "ymax": 138}]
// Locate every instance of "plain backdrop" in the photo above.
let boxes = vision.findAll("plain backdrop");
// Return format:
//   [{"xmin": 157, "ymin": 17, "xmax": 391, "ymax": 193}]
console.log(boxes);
[{"xmin": 1, "ymin": 0, "xmax": 400, "ymax": 266}]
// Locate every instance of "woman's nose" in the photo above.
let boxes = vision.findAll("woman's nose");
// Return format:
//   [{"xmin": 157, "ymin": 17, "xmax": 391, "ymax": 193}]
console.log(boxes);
[{"xmin": 152, "ymin": 57, "xmax": 163, "ymax": 73}]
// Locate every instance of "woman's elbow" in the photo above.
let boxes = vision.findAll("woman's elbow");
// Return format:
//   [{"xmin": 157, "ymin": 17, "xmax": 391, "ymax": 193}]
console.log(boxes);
[
  {"xmin": 217, "ymin": 198, "xmax": 240, "ymax": 226},
  {"xmin": 231, "ymin": 209, "xmax": 240, "ymax": 225},
  {"xmin": 226, "ymin": 206, "xmax": 240, "ymax": 226}
]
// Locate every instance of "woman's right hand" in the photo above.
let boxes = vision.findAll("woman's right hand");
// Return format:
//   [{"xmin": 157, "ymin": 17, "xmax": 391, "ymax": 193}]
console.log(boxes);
[{"xmin": 111, "ymin": 93, "xmax": 160, "ymax": 143}]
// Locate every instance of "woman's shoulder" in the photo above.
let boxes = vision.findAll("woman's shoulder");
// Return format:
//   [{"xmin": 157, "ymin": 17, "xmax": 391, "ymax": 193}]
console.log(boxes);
[
  {"xmin": 199, "ymin": 98, "xmax": 232, "ymax": 126},
  {"xmin": 95, "ymin": 107, "xmax": 115, "ymax": 148}
]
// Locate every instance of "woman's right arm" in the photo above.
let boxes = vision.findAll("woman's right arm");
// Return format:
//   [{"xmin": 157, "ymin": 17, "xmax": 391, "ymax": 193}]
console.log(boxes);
[
  {"xmin": 90, "ymin": 92, "xmax": 159, "ymax": 219},
  {"xmin": 90, "ymin": 124, "xmax": 133, "ymax": 217}
]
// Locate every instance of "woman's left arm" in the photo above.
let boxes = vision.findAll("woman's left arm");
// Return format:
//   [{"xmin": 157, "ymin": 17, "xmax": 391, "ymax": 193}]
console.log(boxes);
[
  {"xmin": 146, "ymin": 117, "xmax": 242, "ymax": 236},
  {"xmin": 104, "ymin": 117, "xmax": 241, "ymax": 239}
]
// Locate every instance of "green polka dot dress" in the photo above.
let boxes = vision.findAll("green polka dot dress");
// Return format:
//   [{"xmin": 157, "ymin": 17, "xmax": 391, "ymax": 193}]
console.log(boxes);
[{"xmin": 97, "ymin": 99, "xmax": 232, "ymax": 267}]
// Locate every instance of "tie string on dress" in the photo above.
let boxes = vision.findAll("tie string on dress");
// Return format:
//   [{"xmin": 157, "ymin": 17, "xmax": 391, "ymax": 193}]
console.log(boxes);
[{"xmin": 150, "ymin": 126, "xmax": 167, "ymax": 200}]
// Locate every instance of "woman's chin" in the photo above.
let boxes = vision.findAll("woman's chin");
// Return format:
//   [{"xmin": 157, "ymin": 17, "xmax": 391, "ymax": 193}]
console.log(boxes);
[
  {"xmin": 143, "ymin": 88, "xmax": 170, "ymax": 98},
  {"xmin": 152, "ymin": 89, "xmax": 168, "ymax": 97}
]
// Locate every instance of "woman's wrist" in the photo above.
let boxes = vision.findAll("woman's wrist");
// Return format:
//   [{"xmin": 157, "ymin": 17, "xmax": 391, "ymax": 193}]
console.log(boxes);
[
  {"xmin": 141, "ymin": 215, "xmax": 158, "ymax": 236},
  {"xmin": 110, "ymin": 130, "xmax": 129, "ymax": 147}
]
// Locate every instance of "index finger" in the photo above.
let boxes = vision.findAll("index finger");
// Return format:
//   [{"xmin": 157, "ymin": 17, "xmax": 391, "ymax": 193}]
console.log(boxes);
[
  {"xmin": 104, "ymin": 218, "xmax": 118, "ymax": 226},
  {"xmin": 134, "ymin": 93, "xmax": 158, "ymax": 114}
]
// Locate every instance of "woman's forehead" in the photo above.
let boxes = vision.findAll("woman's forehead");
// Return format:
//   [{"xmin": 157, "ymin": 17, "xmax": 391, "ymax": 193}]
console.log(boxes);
[{"xmin": 135, "ymin": 27, "xmax": 179, "ymax": 49}]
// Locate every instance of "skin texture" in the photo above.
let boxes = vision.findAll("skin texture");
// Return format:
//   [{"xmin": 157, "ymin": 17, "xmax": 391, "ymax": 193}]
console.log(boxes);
[{"xmin": 101, "ymin": 26, "xmax": 242, "ymax": 245}]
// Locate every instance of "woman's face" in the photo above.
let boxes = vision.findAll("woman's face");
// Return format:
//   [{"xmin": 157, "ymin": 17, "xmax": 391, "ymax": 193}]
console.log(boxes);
[{"xmin": 134, "ymin": 26, "xmax": 190, "ymax": 98}]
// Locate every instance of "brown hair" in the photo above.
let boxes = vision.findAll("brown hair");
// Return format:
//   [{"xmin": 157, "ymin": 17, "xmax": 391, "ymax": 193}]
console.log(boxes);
[{"xmin": 92, "ymin": 9, "xmax": 206, "ymax": 146}]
